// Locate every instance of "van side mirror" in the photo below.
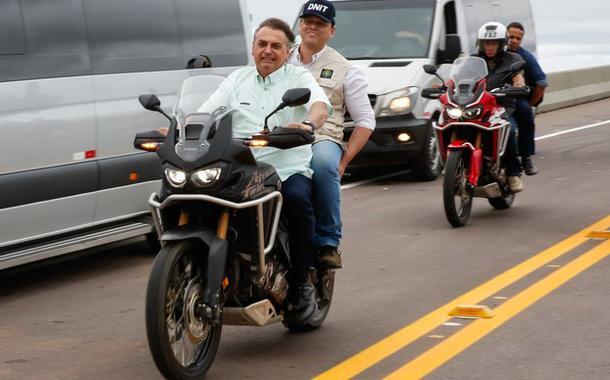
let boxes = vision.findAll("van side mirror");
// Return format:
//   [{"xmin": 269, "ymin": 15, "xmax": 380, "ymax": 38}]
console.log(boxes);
[
  {"xmin": 186, "ymin": 55, "xmax": 212, "ymax": 69},
  {"xmin": 138, "ymin": 94, "xmax": 171, "ymax": 120},
  {"xmin": 441, "ymin": 34, "xmax": 462, "ymax": 63}
]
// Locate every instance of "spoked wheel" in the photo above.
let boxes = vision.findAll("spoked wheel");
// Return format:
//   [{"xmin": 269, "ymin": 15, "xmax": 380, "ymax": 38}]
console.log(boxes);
[
  {"xmin": 145, "ymin": 240, "xmax": 222, "ymax": 380},
  {"xmin": 443, "ymin": 150, "xmax": 473, "ymax": 227},
  {"xmin": 283, "ymin": 269, "xmax": 335, "ymax": 332}
]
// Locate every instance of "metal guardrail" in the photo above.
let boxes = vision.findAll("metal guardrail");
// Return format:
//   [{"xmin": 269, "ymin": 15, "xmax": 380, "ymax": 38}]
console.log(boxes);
[{"xmin": 538, "ymin": 64, "xmax": 610, "ymax": 113}]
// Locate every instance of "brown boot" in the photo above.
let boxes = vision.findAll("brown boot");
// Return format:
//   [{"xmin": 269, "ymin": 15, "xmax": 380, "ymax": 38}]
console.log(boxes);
[{"xmin": 319, "ymin": 246, "xmax": 343, "ymax": 269}]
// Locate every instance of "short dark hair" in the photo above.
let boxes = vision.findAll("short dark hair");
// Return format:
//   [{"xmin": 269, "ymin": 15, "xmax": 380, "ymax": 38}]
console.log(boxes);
[
  {"xmin": 254, "ymin": 18, "xmax": 296, "ymax": 46},
  {"xmin": 507, "ymin": 22, "xmax": 524, "ymax": 32}
]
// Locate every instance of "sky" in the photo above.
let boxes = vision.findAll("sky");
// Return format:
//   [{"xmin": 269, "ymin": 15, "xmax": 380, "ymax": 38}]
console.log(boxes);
[{"xmin": 245, "ymin": 0, "xmax": 610, "ymax": 72}]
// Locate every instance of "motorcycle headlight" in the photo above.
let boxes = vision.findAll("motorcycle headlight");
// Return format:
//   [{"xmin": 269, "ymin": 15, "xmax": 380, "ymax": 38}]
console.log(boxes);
[
  {"xmin": 164, "ymin": 168, "xmax": 187, "ymax": 188},
  {"xmin": 446, "ymin": 107, "xmax": 463, "ymax": 119},
  {"xmin": 463, "ymin": 106, "xmax": 483, "ymax": 119},
  {"xmin": 378, "ymin": 87, "xmax": 418, "ymax": 117},
  {"xmin": 191, "ymin": 167, "xmax": 222, "ymax": 187}
]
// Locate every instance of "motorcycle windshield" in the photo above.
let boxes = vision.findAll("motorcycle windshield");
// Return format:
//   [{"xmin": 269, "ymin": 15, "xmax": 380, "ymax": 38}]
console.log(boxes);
[
  {"xmin": 449, "ymin": 56, "xmax": 488, "ymax": 106},
  {"xmin": 173, "ymin": 75, "xmax": 227, "ymax": 126}
]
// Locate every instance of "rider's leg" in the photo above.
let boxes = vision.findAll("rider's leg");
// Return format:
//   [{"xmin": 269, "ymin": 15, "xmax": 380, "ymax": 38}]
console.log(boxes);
[
  {"xmin": 504, "ymin": 115, "xmax": 524, "ymax": 192},
  {"xmin": 514, "ymin": 99, "xmax": 538, "ymax": 175},
  {"xmin": 311, "ymin": 140, "xmax": 343, "ymax": 268},
  {"xmin": 281, "ymin": 173, "xmax": 318, "ymax": 320}
]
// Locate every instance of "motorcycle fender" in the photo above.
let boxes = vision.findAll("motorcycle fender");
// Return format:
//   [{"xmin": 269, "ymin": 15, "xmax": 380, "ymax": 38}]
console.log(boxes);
[
  {"xmin": 469, "ymin": 148, "xmax": 483, "ymax": 186},
  {"xmin": 447, "ymin": 139, "xmax": 476, "ymax": 151},
  {"xmin": 161, "ymin": 225, "xmax": 227, "ymax": 306}
]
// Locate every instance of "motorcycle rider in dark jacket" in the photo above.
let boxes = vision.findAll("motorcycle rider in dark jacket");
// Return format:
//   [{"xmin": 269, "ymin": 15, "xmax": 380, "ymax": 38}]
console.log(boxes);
[{"xmin": 473, "ymin": 21, "xmax": 527, "ymax": 193}]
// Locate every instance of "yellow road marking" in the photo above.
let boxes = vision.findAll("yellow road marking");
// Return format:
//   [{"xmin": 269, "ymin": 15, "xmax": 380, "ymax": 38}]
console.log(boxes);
[
  {"xmin": 587, "ymin": 230, "xmax": 610, "ymax": 239},
  {"xmin": 314, "ymin": 215, "xmax": 610, "ymax": 380},
  {"xmin": 385, "ymin": 239, "xmax": 610, "ymax": 379}
]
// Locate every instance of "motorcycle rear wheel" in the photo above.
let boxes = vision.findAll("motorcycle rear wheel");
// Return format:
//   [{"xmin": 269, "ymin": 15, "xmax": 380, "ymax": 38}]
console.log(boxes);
[
  {"xmin": 443, "ymin": 150, "xmax": 473, "ymax": 227},
  {"xmin": 283, "ymin": 269, "xmax": 335, "ymax": 332},
  {"xmin": 145, "ymin": 240, "xmax": 222, "ymax": 380},
  {"xmin": 488, "ymin": 192, "xmax": 515, "ymax": 209}
]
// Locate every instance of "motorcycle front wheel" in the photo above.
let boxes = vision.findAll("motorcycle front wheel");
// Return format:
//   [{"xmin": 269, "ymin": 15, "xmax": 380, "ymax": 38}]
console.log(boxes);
[
  {"xmin": 443, "ymin": 150, "xmax": 473, "ymax": 227},
  {"xmin": 145, "ymin": 240, "xmax": 222, "ymax": 380}
]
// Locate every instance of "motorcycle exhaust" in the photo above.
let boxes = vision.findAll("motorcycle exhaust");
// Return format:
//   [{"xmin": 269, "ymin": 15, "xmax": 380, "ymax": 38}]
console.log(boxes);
[{"xmin": 223, "ymin": 299, "xmax": 282, "ymax": 326}]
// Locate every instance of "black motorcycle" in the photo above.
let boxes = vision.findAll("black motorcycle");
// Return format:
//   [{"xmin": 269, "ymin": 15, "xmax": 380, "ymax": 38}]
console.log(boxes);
[{"xmin": 134, "ymin": 76, "xmax": 335, "ymax": 379}]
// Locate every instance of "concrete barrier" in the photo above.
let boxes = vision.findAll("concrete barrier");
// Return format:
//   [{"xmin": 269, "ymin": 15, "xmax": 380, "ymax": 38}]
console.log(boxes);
[{"xmin": 538, "ymin": 64, "xmax": 610, "ymax": 113}]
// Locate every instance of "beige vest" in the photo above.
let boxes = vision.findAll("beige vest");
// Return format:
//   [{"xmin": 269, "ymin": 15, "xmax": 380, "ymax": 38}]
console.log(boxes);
[{"xmin": 295, "ymin": 45, "xmax": 350, "ymax": 143}]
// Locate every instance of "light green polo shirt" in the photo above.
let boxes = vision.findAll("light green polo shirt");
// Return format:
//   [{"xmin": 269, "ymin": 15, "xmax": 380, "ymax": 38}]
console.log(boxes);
[{"xmin": 198, "ymin": 64, "xmax": 331, "ymax": 181}]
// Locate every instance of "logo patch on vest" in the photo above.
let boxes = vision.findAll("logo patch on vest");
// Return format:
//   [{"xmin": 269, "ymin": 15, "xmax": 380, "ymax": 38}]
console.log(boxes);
[{"xmin": 320, "ymin": 68, "xmax": 334, "ymax": 79}]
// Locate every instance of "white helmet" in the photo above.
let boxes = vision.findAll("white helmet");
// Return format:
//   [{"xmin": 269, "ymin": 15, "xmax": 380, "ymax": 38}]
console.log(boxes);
[{"xmin": 477, "ymin": 21, "xmax": 507, "ymax": 53}]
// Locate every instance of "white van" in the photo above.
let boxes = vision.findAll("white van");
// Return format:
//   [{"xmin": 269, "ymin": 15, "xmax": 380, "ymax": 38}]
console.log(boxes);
[
  {"xmin": 0, "ymin": 0, "xmax": 252, "ymax": 269},
  {"xmin": 306, "ymin": 0, "xmax": 536, "ymax": 179}
]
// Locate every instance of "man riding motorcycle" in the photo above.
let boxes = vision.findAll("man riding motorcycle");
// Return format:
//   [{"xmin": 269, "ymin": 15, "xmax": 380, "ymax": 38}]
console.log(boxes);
[
  {"xmin": 474, "ymin": 21, "xmax": 527, "ymax": 193},
  {"xmin": 197, "ymin": 18, "xmax": 331, "ymax": 323}
]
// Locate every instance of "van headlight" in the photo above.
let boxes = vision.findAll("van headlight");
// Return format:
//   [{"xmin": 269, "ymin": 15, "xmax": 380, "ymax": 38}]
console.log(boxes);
[
  {"xmin": 191, "ymin": 167, "xmax": 222, "ymax": 187},
  {"xmin": 164, "ymin": 168, "xmax": 187, "ymax": 188},
  {"xmin": 378, "ymin": 87, "xmax": 418, "ymax": 117}
]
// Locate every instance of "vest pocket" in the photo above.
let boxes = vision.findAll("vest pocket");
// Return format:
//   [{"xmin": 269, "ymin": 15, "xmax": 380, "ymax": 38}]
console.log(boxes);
[{"xmin": 317, "ymin": 78, "xmax": 337, "ymax": 88}]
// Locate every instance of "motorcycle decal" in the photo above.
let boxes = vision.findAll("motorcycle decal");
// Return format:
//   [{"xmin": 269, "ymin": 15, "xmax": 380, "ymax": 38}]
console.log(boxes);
[{"xmin": 241, "ymin": 167, "xmax": 276, "ymax": 198}]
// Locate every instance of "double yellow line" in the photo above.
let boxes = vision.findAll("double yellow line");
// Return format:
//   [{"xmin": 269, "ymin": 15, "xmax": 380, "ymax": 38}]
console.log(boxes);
[{"xmin": 315, "ymin": 215, "xmax": 610, "ymax": 380}]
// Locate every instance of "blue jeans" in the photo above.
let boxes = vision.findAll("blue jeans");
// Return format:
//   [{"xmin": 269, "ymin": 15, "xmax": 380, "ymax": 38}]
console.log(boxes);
[
  {"xmin": 311, "ymin": 140, "xmax": 343, "ymax": 248},
  {"xmin": 503, "ymin": 115, "xmax": 522, "ymax": 176},
  {"xmin": 281, "ymin": 174, "xmax": 316, "ymax": 270},
  {"xmin": 514, "ymin": 98, "xmax": 536, "ymax": 157}
]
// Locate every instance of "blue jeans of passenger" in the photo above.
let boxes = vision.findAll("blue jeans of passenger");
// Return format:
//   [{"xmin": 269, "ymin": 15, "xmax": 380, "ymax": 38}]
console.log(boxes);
[
  {"xmin": 513, "ymin": 98, "xmax": 536, "ymax": 157},
  {"xmin": 503, "ymin": 115, "xmax": 522, "ymax": 177},
  {"xmin": 311, "ymin": 140, "xmax": 343, "ymax": 248},
  {"xmin": 281, "ymin": 174, "xmax": 316, "ymax": 270}
]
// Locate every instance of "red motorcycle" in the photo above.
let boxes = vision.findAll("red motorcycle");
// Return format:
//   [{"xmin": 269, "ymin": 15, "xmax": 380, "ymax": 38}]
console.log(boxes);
[{"xmin": 421, "ymin": 56, "xmax": 528, "ymax": 227}]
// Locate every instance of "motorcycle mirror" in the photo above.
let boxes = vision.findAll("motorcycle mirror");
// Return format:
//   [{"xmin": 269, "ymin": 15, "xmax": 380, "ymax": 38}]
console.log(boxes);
[
  {"xmin": 510, "ymin": 60, "xmax": 526, "ymax": 73},
  {"xmin": 138, "ymin": 94, "xmax": 171, "ymax": 120},
  {"xmin": 263, "ymin": 88, "xmax": 312, "ymax": 132},
  {"xmin": 134, "ymin": 129, "xmax": 167, "ymax": 152},
  {"xmin": 282, "ymin": 88, "xmax": 311, "ymax": 107},
  {"xmin": 423, "ymin": 64, "xmax": 437, "ymax": 75}
]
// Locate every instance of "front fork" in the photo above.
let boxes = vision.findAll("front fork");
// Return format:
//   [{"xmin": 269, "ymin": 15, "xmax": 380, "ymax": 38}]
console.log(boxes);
[{"xmin": 448, "ymin": 131, "xmax": 483, "ymax": 186}]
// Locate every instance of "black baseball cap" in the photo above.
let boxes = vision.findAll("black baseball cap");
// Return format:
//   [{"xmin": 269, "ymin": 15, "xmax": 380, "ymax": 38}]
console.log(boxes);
[{"xmin": 299, "ymin": 0, "xmax": 336, "ymax": 25}]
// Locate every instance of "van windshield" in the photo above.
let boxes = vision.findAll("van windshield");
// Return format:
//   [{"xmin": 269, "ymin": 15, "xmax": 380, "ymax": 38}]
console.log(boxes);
[{"xmin": 329, "ymin": 0, "xmax": 435, "ymax": 60}]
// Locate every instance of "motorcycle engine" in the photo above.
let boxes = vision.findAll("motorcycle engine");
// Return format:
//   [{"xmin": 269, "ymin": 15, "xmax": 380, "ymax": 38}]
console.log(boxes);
[{"xmin": 263, "ymin": 259, "xmax": 288, "ymax": 305}]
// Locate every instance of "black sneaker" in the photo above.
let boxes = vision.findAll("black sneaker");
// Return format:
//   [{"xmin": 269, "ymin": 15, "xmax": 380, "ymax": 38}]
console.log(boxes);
[
  {"xmin": 319, "ymin": 246, "xmax": 343, "ymax": 269},
  {"xmin": 287, "ymin": 277, "xmax": 318, "ymax": 323},
  {"xmin": 522, "ymin": 156, "xmax": 538, "ymax": 176}
]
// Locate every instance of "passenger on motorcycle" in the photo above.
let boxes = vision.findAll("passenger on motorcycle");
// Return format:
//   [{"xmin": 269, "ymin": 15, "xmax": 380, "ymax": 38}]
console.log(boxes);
[
  {"xmin": 474, "ymin": 21, "xmax": 527, "ymax": 193},
  {"xmin": 197, "ymin": 18, "xmax": 332, "ymax": 323},
  {"xmin": 290, "ymin": 0, "xmax": 376, "ymax": 269}
]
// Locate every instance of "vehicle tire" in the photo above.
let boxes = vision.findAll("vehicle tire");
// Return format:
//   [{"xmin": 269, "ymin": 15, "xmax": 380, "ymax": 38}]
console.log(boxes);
[
  {"xmin": 283, "ymin": 269, "xmax": 335, "ymax": 332},
  {"xmin": 146, "ymin": 240, "xmax": 222, "ymax": 380},
  {"xmin": 411, "ymin": 120, "xmax": 442, "ymax": 181},
  {"xmin": 488, "ymin": 192, "xmax": 515, "ymax": 210},
  {"xmin": 443, "ymin": 150, "xmax": 473, "ymax": 227}
]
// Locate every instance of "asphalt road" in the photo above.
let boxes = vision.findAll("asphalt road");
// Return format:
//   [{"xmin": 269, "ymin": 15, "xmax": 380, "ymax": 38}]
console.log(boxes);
[{"xmin": 1, "ymin": 99, "xmax": 609, "ymax": 380}]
